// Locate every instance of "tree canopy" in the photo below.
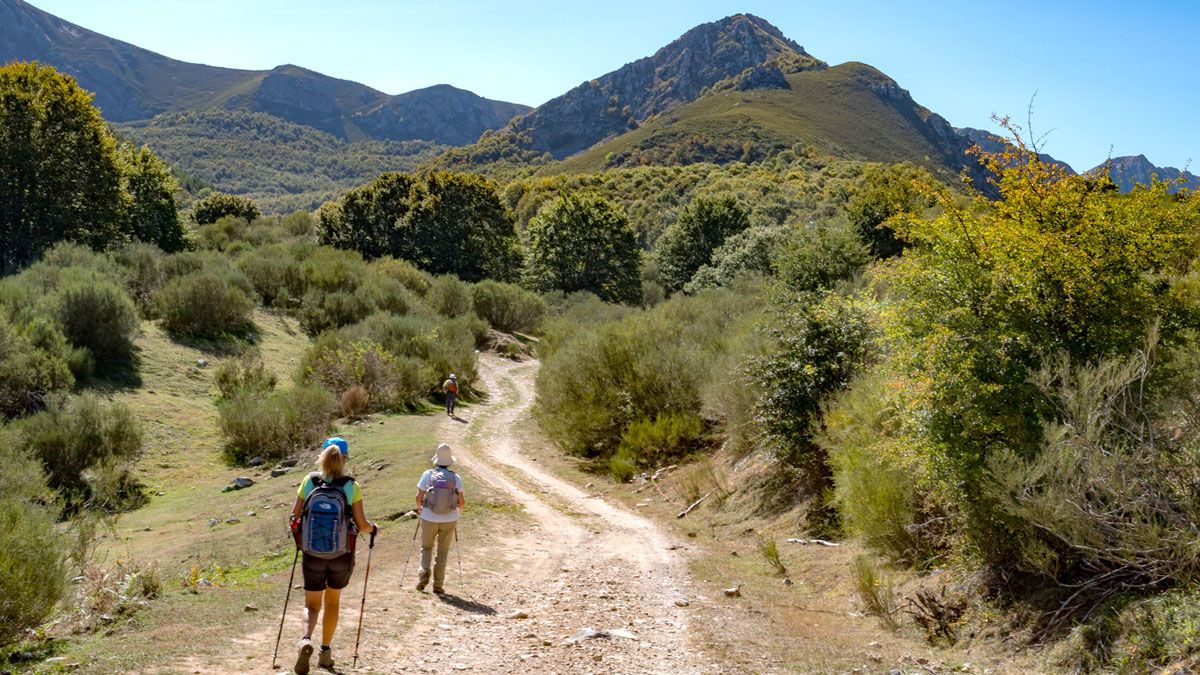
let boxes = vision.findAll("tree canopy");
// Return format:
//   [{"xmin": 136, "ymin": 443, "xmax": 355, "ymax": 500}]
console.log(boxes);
[
  {"xmin": 523, "ymin": 194, "xmax": 642, "ymax": 304},
  {"xmin": 0, "ymin": 63, "xmax": 185, "ymax": 272},
  {"xmin": 191, "ymin": 192, "xmax": 261, "ymax": 225},
  {"xmin": 316, "ymin": 171, "xmax": 519, "ymax": 282},
  {"xmin": 0, "ymin": 63, "xmax": 124, "ymax": 272},
  {"xmin": 654, "ymin": 195, "xmax": 750, "ymax": 293}
]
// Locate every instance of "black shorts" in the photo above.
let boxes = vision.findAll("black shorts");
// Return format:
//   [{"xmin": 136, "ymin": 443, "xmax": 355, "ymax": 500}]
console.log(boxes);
[{"xmin": 301, "ymin": 552, "xmax": 355, "ymax": 591}]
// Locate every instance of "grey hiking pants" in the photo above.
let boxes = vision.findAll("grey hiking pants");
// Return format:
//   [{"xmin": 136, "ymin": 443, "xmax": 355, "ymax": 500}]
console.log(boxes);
[{"xmin": 418, "ymin": 519, "xmax": 456, "ymax": 589}]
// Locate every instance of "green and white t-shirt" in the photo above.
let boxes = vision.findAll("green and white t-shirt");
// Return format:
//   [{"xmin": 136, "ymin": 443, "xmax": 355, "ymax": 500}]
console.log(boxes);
[{"xmin": 298, "ymin": 473, "xmax": 362, "ymax": 504}]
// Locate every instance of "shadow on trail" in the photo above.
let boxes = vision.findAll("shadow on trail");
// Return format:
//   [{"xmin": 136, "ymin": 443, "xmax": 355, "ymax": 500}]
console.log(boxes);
[
  {"xmin": 435, "ymin": 592, "xmax": 496, "ymax": 615},
  {"xmin": 449, "ymin": 414, "xmax": 468, "ymax": 424}
]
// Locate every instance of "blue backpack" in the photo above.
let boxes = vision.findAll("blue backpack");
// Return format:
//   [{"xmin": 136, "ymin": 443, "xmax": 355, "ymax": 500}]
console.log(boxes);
[{"xmin": 300, "ymin": 473, "xmax": 356, "ymax": 559}]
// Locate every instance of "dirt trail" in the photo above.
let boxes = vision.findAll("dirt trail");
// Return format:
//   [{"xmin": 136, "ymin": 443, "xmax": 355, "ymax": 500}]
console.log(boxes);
[{"xmin": 177, "ymin": 354, "xmax": 713, "ymax": 674}]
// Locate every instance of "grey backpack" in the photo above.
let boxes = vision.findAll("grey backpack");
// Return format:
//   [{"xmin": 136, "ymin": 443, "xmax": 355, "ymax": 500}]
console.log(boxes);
[{"xmin": 424, "ymin": 468, "xmax": 459, "ymax": 515}]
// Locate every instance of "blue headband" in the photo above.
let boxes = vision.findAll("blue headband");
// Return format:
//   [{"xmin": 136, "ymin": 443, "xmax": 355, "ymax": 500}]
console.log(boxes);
[{"xmin": 323, "ymin": 437, "xmax": 349, "ymax": 457}]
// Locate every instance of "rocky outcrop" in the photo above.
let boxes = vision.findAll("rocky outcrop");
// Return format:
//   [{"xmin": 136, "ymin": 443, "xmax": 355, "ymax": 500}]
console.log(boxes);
[
  {"xmin": 503, "ymin": 14, "xmax": 826, "ymax": 159},
  {"xmin": 1087, "ymin": 154, "xmax": 1200, "ymax": 193},
  {"xmin": 954, "ymin": 126, "xmax": 1077, "ymax": 174}
]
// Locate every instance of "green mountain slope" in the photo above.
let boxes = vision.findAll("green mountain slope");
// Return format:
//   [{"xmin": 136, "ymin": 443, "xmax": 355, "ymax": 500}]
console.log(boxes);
[
  {"xmin": 117, "ymin": 110, "xmax": 445, "ymax": 212},
  {"xmin": 548, "ymin": 62, "xmax": 977, "ymax": 182}
]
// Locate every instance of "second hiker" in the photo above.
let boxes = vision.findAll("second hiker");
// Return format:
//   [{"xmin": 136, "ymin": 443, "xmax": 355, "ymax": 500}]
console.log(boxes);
[
  {"xmin": 442, "ymin": 373, "xmax": 458, "ymax": 416},
  {"xmin": 414, "ymin": 443, "xmax": 464, "ymax": 593}
]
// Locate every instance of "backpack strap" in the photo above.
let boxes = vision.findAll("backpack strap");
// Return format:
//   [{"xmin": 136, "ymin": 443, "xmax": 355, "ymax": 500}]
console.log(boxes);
[{"xmin": 308, "ymin": 471, "xmax": 324, "ymax": 487}]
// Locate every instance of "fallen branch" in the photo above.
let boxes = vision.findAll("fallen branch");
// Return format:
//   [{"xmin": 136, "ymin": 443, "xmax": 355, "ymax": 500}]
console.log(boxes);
[
  {"xmin": 676, "ymin": 490, "xmax": 714, "ymax": 519},
  {"xmin": 786, "ymin": 538, "xmax": 840, "ymax": 547},
  {"xmin": 650, "ymin": 465, "xmax": 682, "ymax": 507}
]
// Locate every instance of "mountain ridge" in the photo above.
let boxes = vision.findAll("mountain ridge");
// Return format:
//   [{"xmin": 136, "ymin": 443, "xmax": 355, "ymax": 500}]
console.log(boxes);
[
  {"xmin": 1087, "ymin": 154, "xmax": 1199, "ymax": 193},
  {"xmin": 0, "ymin": 0, "xmax": 530, "ymax": 144}
]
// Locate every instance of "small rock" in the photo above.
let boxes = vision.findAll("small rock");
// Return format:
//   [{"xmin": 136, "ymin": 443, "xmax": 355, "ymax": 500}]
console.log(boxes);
[
  {"xmin": 207, "ymin": 518, "xmax": 219, "ymax": 527},
  {"xmin": 674, "ymin": 599, "xmax": 689, "ymax": 608},
  {"xmin": 246, "ymin": 511, "xmax": 256, "ymax": 517},
  {"xmin": 196, "ymin": 358, "xmax": 208, "ymax": 368},
  {"xmin": 198, "ymin": 578, "xmax": 213, "ymax": 587},
  {"xmin": 156, "ymin": 491, "xmax": 166, "ymax": 496},
  {"xmin": 593, "ymin": 654, "xmax": 603, "ymax": 662},
  {"xmin": 868, "ymin": 641, "xmax": 882, "ymax": 648},
  {"xmin": 376, "ymin": 462, "xmax": 391, "ymax": 471},
  {"xmin": 270, "ymin": 468, "xmax": 290, "ymax": 478},
  {"xmin": 232, "ymin": 476, "xmax": 255, "ymax": 489},
  {"xmin": 507, "ymin": 610, "xmax": 529, "ymax": 620},
  {"xmin": 278, "ymin": 458, "xmax": 298, "ymax": 468},
  {"xmin": 567, "ymin": 628, "xmax": 603, "ymax": 643},
  {"xmin": 244, "ymin": 604, "xmax": 259, "ymax": 612},
  {"xmin": 226, "ymin": 518, "xmax": 241, "ymax": 525},
  {"xmin": 248, "ymin": 457, "xmax": 265, "ymax": 467},
  {"xmin": 783, "ymin": 578, "xmax": 795, "ymax": 586},
  {"xmin": 452, "ymin": 665, "xmax": 468, "ymax": 671},
  {"xmin": 607, "ymin": 628, "xmax": 636, "ymax": 639},
  {"xmin": 584, "ymin": 482, "xmax": 594, "ymax": 489},
  {"xmin": 723, "ymin": 585, "xmax": 742, "ymax": 598}
]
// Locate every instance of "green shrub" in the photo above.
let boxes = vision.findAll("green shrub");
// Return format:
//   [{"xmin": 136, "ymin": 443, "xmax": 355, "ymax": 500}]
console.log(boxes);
[
  {"xmin": 299, "ymin": 336, "xmax": 423, "ymax": 411},
  {"xmin": 299, "ymin": 289, "xmax": 374, "ymax": 335},
  {"xmin": 191, "ymin": 192, "xmax": 260, "ymax": 225},
  {"xmin": 426, "ymin": 274, "xmax": 472, "ymax": 318},
  {"xmin": 0, "ymin": 314, "xmax": 76, "ymax": 418},
  {"xmin": 16, "ymin": 394, "xmax": 143, "ymax": 503},
  {"xmin": 114, "ymin": 242, "xmax": 166, "ymax": 316},
  {"xmin": 772, "ymin": 223, "xmax": 869, "ymax": 294},
  {"xmin": 218, "ymin": 384, "xmax": 335, "ymax": 463},
  {"xmin": 196, "ymin": 216, "xmax": 250, "ymax": 251},
  {"xmin": 370, "ymin": 256, "xmax": 433, "ymax": 296},
  {"xmin": 685, "ymin": 225, "xmax": 792, "ymax": 293},
  {"xmin": 50, "ymin": 275, "xmax": 139, "ymax": 376},
  {"xmin": 470, "ymin": 280, "xmax": 546, "ymax": 334},
  {"xmin": 236, "ymin": 243, "xmax": 307, "ymax": 308},
  {"xmin": 608, "ymin": 446, "xmax": 638, "ymax": 483},
  {"xmin": 753, "ymin": 291, "xmax": 877, "ymax": 469},
  {"xmin": 538, "ymin": 289, "xmax": 759, "ymax": 459},
  {"xmin": 618, "ymin": 413, "xmax": 705, "ymax": 467},
  {"xmin": 214, "ymin": 354, "xmax": 277, "ymax": 400},
  {"xmin": 852, "ymin": 555, "xmax": 899, "ymax": 629},
  {"xmin": 818, "ymin": 369, "xmax": 939, "ymax": 565},
  {"xmin": 156, "ymin": 272, "xmax": 254, "ymax": 338},
  {"xmin": 0, "ymin": 441, "xmax": 66, "ymax": 647}
]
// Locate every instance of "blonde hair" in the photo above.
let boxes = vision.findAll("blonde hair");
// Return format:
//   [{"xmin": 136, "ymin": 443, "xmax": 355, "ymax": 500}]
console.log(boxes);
[{"xmin": 318, "ymin": 445, "xmax": 346, "ymax": 478}]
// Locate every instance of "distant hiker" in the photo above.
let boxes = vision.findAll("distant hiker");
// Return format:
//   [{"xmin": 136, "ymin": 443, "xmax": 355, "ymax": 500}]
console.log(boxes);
[
  {"xmin": 414, "ymin": 443, "xmax": 465, "ymax": 593},
  {"xmin": 290, "ymin": 437, "xmax": 378, "ymax": 675},
  {"xmin": 442, "ymin": 373, "xmax": 459, "ymax": 416}
]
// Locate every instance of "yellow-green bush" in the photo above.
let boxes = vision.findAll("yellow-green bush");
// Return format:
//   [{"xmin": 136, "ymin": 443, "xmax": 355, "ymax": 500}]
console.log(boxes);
[
  {"xmin": 0, "ymin": 440, "xmax": 66, "ymax": 646},
  {"xmin": 217, "ymin": 384, "xmax": 335, "ymax": 463}
]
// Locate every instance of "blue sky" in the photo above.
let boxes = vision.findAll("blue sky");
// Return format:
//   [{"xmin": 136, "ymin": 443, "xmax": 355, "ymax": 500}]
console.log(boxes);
[{"xmin": 31, "ymin": 0, "xmax": 1199, "ymax": 172}]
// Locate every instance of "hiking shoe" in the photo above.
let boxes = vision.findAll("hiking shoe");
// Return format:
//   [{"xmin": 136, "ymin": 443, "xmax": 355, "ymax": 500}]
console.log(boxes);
[
  {"xmin": 295, "ymin": 638, "xmax": 314, "ymax": 675},
  {"xmin": 433, "ymin": 587, "xmax": 446, "ymax": 594},
  {"xmin": 318, "ymin": 646, "xmax": 334, "ymax": 669}
]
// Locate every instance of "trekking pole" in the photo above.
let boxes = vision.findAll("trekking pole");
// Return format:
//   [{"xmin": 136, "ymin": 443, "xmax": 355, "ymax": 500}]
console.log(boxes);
[
  {"xmin": 454, "ymin": 526, "xmax": 463, "ymax": 588},
  {"xmin": 352, "ymin": 527, "xmax": 378, "ymax": 669},
  {"xmin": 397, "ymin": 517, "xmax": 421, "ymax": 588},
  {"xmin": 271, "ymin": 521, "xmax": 301, "ymax": 670}
]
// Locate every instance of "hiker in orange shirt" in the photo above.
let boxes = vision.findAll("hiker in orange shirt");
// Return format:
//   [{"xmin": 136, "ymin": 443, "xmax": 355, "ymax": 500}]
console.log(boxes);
[{"xmin": 442, "ymin": 373, "xmax": 458, "ymax": 416}]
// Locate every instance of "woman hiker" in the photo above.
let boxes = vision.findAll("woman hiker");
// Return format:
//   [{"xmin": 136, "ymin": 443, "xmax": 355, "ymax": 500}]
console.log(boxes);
[
  {"xmin": 290, "ymin": 437, "xmax": 378, "ymax": 674},
  {"xmin": 414, "ymin": 443, "xmax": 465, "ymax": 593}
]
